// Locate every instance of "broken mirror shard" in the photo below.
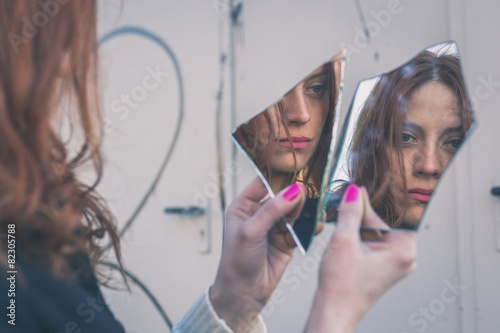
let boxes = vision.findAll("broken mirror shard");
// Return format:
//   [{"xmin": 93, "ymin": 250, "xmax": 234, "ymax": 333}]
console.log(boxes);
[
  {"xmin": 232, "ymin": 50, "xmax": 346, "ymax": 253},
  {"xmin": 326, "ymin": 41, "xmax": 477, "ymax": 233}
]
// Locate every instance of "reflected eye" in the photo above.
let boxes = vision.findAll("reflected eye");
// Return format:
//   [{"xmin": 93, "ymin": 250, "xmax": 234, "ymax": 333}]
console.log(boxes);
[
  {"xmin": 402, "ymin": 133, "xmax": 415, "ymax": 143},
  {"xmin": 448, "ymin": 139, "xmax": 462, "ymax": 149},
  {"xmin": 311, "ymin": 85, "xmax": 326, "ymax": 93},
  {"xmin": 306, "ymin": 84, "xmax": 327, "ymax": 97}
]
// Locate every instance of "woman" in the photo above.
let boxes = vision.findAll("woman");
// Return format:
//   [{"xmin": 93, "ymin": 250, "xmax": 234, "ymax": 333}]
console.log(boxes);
[
  {"xmin": 0, "ymin": 1, "xmax": 416, "ymax": 332},
  {"xmin": 233, "ymin": 53, "xmax": 343, "ymax": 198},
  {"xmin": 328, "ymin": 48, "xmax": 474, "ymax": 229}
]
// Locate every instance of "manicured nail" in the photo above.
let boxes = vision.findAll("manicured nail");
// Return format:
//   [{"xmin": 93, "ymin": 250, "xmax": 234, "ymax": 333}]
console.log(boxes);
[
  {"xmin": 283, "ymin": 184, "xmax": 302, "ymax": 201},
  {"xmin": 345, "ymin": 184, "xmax": 359, "ymax": 203}
]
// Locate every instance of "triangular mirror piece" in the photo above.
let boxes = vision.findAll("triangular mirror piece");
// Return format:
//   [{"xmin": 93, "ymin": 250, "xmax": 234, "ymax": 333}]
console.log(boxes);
[{"xmin": 232, "ymin": 50, "xmax": 346, "ymax": 253}]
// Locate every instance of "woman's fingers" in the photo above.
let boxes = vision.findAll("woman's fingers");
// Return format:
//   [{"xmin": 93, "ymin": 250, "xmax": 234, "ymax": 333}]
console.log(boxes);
[
  {"xmin": 357, "ymin": 187, "xmax": 390, "ymax": 241},
  {"xmin": 225, "ymin": 177, "xmax": 270, "ymax": 230},
  {"xmin": 237, "ymin": 177, "xmax": 271, "ymax": 204},
  {"xmin": 360, "ymin": 187, "xmax": 390, "ymax": 231},
  {"xmin": 243, "ymin": 183, "xmax": 306, "ymax": 240},
  {"xmin": 336, "ymin": 184, "xmax": 364, "ymax": 235},
  {"xmin": 282, "ymin": 184, "xmax": 308, "ymax": 225}
]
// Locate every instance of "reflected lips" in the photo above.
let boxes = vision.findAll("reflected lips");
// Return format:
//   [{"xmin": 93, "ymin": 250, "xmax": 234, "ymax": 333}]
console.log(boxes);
[
  {"xmin": 279, "ymin": 136, "xmax": 311, "ymax": 149},
  {"xmin": 408, "ymin": 188, "xmax": 433, "ymax": 203}
]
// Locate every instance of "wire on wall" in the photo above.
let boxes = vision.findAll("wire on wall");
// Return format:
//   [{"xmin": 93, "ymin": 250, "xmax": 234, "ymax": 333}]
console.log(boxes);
[
  {"xmin": 229, "ymin": 0, "xmax": 238, "ymax": 200},
  {"xmin": 215, "ymin": 10, "xmax": 229, "ymax": 237},
  {"xmin": 100, "ymin": 261, "xmax": 174, "ymax": 330},
  {"xmin": 353, "ymin": 0, "xmax": 380, "ymax": 62},
  {"xmin": 354, "ymin": 0, "xmax": 371, "ymax": 43}
]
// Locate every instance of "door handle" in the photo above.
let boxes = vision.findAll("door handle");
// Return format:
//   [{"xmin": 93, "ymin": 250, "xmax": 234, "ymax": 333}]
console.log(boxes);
[
  {"xmin": 492, "ymin": 186, "xmax": 500, "ymax": 196},
  {"xmin": 164, "ymin": 206, "xmax": 205, "ymax": 217}
]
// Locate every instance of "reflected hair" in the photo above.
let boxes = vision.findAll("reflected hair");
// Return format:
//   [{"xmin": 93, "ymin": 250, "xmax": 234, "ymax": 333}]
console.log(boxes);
[
  {"xmin": 330, "ymin": 49, "xmax": 474, "ymax": 227},
  {"xmin": 0, "ymin": 1, "xmax": 124, "ymax": 281},
  {"xmin": 234, "ymin": 61, "xmax": 337, "ymax": 197}
]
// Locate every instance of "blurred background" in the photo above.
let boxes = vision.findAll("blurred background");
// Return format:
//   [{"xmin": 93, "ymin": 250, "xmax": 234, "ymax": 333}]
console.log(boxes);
[{"xmin": 95, "ymin": 0, "xmax": 500, "ymax": 332}]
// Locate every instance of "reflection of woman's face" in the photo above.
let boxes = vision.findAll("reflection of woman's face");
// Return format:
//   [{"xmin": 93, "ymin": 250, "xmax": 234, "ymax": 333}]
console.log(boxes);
[
  {"xmin": 256, "ymin": 67, "xmax": 330, "ymax": 177},
  {"xmin": 389, "ymin": 82, "xmax": 464, "ymax": 227}
]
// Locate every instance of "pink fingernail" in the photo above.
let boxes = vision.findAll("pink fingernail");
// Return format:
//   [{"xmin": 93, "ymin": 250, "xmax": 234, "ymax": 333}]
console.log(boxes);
[
  {"xmin": 345, "ymin": 184, "xmax": 359, "ymax": 203},
  {"xmin": 283, "ymin": 184, "xmax": 301, "ymax": 201}
]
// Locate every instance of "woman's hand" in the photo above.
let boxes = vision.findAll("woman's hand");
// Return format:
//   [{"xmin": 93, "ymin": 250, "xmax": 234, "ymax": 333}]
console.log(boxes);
[
  {"xmin": 305, "ymin": 185, "xmax": 418, "ymax": 333},
  {"xmin": 210, "ymin": 177, "xmax": 306, "ymax": 332}
]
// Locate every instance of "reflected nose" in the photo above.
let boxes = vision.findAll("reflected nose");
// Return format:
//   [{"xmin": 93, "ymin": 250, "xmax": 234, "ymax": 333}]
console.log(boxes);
[
  {"xmin": 413, "ymin": 147, "xmax": 443, "ymax": 178},
  {"xmin": 282, "ymin": 88, "xmax": 311, "ymax": 125}
]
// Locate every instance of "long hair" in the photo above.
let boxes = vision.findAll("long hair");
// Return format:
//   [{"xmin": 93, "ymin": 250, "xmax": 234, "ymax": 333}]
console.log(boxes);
[
  {"xmin": 331, "ymin": 50, "xmax": 474, "ymax": 227},
  {"xmin": 0, "ymin": 1, "xmax": 123, "ymax": 280},
  {"xmin": 233, "ymin": 61, "xmax": 338, "ymax": 198}
]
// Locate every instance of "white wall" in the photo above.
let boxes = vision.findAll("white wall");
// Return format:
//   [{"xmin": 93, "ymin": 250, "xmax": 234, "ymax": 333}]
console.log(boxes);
[
  {"xmin": 96, "ymin": 0, "xmax": 500, "ymax": 332},
  {"xmin": 97, "ymin": 1, "xmax": 226, "ymax": 331}
]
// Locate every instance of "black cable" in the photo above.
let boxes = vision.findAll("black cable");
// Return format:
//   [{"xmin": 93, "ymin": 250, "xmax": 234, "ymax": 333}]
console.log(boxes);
[{"xmin": 99, "ymin": 261, "xmax": 173, "ymax": 331}]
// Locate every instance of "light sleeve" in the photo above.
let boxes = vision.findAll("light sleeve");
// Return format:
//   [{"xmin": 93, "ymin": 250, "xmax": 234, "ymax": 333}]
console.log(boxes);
[{"xmin": 171, "ymin": 286, "xmax": 267, "ymax": 333}]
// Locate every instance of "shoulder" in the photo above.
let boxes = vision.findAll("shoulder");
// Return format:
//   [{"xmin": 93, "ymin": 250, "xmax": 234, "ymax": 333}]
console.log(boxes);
[{"xmin": 0, "ymin": 255, "xmax": 125, "ymax": 333}]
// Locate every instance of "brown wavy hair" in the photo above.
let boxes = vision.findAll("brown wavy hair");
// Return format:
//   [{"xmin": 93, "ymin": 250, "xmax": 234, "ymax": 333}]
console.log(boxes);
[
  {"xmin": 0, "ymin": 0, "xmax": 123, "ymax": 280},
  {"xmin": 233, "ymin": 61, "xmax": 338, "ymax": 198},
  {"xmin": 329, "ymin": 49, "xmax": 474, "ymax": 228}
]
